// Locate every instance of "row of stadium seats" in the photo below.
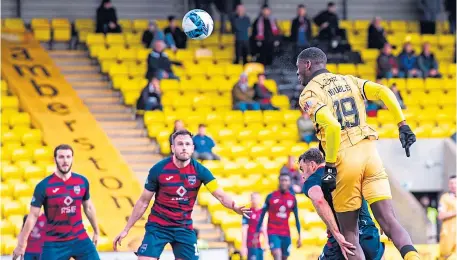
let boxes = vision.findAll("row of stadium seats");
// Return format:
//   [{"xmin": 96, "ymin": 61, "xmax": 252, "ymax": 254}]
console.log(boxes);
[{"xmin": 1, "ymin": 18, "xmax": 71, "ymax": 42}]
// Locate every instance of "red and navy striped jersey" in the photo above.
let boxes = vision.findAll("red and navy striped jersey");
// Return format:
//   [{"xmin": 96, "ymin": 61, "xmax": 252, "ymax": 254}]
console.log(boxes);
[
  {"xmin": 256, "ymin": 190, "xmax": 301, "ymax": 237},
  {"xmin": 242, "ymin": 207, "xmax": 263, "ymax": 248},
  {"xmin": 145, "ymin": 157, "xmax": 215, "ymax": 229},
  {"xmin": 23, "ymin": 214, "xmax": 46, "ymax": 253},
  {"xmin": 31, "ymin": 173, "xmax": 90, "ymax": 242}
]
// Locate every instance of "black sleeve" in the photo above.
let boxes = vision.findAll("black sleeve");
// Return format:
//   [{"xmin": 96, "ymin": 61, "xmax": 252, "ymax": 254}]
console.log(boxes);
[
  {"xmin": 142, "ymin": 31, "xmax": 150, "ymax": 48},
  {"xmin": 112, "ymin": 8, "xmax": 119, "ymax": 23},
  {"xmin": 306, "ymin": 18, "xmax": 313, "ymax": 40},
  {"xmin": 290, "ymin": 18, "xmax": 298, "ymax": 42},
  {"xmin": 251, "ymin": 17, "xmax": 259, "ymax": 38},
  {"xmin": 313, "ymin": 12, "xmax": 324, "ymax": 26}
]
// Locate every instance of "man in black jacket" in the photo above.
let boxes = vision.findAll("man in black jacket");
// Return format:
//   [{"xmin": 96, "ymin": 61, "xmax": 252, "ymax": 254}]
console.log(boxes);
[
  {"xmin": 95, "ymin": 0, "xmax": 121, "ymax": 34},
  {"xmin": 368, "ymin": 17, "xmax": 388, "ymax": 49},
  {"xmin": 313, "ymin": 2, "xmax": 349, "ymax": 53},
  {"xmin": 445, "ymin": 0, "xmax": 456, "ymax": 34},
  {"xmin": 145, "ymin": 40, "xmax": 182, "ymax": 80},
  {"xmin": 290, "ymin": 5, "xmax": 312, "ymax": 59},
  {"xmin": 136, "ymin": 77, "xmax": 163, "ymax": 111},
  {"xmin": 164, "ymin": 16, "xmax": 187, "ymax": 49}
]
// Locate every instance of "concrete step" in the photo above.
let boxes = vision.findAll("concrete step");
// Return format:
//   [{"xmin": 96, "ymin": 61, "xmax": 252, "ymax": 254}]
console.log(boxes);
[
  {"xmin": 100, "ymin": 121, "xmax": 139, "ymax": 129},
  {"xmin": 88, "ymin": 104, "xmax": 131, "ymax": 113},
  {"xmin": 49, "ymin": 50, "xmax": 87, "ymax": 59},
  {"xmin": 94, "ymin": 113, "xmax": 134, "ymax": 122},
  {"xmin": 53, "ymin": 58, "xmax": 93, "ymax": 66},
  {"xmin": 123, "ymin": 153, "xmax": 160, "ymax": 164},
  {"xmin": 77, "ymin": 88, "xmax": 121, "ymax": 98},
  {"xmin": 104, "ymin": 128, "xmax": 145, "ymax": 138},
  {"xmin": 71, "ymin": 81, "xmax": 111, "ymax": 89},
  {"xmin": 59, "ymin": 65, "xmax": 100, "ymax": 74},
  {"xmin": 111, "ymin": 137, "xmax": 151, "ymax": 146},
  {"xmin": 65, "ymin": 74, "xmax": 104, "ymax": 82},
  {"xmin": 118, "ymin": 145, "xmax": 157, "ymax": 154},
  {"xmin": 84, "ymin": 96, "xmax": 121, "ymax": 104}
]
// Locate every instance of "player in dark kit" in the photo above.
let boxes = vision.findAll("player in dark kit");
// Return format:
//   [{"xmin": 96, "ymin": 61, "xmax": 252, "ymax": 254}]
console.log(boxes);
[
  {"xmin": 113, "ymin": 130, "xmax": 250, "ymax": 260},
  {"xmin": 13, "ymin": 144, "xmax": 100, "ymax": 260},
  {"xmin": 242, "ymin": 192, "xmax": 268, "ymax": 260},
  {"xmin": 22, "ymin": 213, "xmax": 46, "ymax": 260},
  {"xmin": 299, "ymin": 148, "xmax": 385, "ymax": 260},
  {"xmin": 256, "ymin": 174, "xmax": 302, "ymax": 260}
]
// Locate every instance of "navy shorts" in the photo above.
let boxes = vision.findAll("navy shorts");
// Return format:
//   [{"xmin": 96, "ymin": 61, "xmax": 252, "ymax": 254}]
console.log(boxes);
[
  {"xmin": 319, "ymin": 226, "xmax": 385, "ymax": 260},
  {"xmin": 137, "ymin": 223, "xmax": 198, "ymax": 260},
  {"xmin": 268, "ymin": 235, "xmax": 292, "ymax": 257},
  {"xmin": 23, "ymin": 252, "xmax": 40, "ymax": 260},
  {"xmin": 40, "ymin": 238, "xmax": 99, "ymax": 260},
  {"xmin": 247, "ymin": 247, "xmax": 264, "ymax": 260}
]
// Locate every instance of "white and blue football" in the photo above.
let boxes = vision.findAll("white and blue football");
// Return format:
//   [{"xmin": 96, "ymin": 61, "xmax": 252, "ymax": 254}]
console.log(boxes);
[{"xmin": 182, "ymin": 9, "xmax": 214, "ymax": 40}]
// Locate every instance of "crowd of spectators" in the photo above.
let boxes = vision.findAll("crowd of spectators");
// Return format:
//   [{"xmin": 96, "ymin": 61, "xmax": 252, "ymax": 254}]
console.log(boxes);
[{"xmin": 231, "ymin": 73, "xmax": 278, "ymax": 111}]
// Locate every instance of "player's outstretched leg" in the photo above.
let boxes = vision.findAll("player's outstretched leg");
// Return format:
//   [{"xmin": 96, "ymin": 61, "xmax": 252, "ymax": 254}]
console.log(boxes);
[
  {"xmin": 336, "ymin": 209, "xmax": 366, "ymax": 260},
  {"xmin": 370, "ymin": 199, "xmax": 420, "ymax": 260}
]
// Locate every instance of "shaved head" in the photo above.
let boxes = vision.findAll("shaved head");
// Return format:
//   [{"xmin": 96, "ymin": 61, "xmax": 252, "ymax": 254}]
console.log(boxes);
[{"xmin": 296, "ymin": 47, "xmax": 328, "ymax": 86}]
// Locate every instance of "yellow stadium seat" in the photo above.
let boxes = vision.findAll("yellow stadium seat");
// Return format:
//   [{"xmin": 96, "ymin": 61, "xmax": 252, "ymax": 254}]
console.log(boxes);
[
  {"xmin": 11, "ymin": 147, "xmax": 32, "ymax": 163},
  {"xmin": 224, "ymin": 111, "xmax": 244, "ymax": 125},
  {"xmin": 225, "ymin": 64, "xmax": 243, "ymax": 77},
  {"xmin": 2, "ymin": 96, "xmax": 19, "ymax": 110},
  {"xmin": 31, "ymin": 18, "xmax": 49, "ymax": 29},
  {"xmin": 283, "ymin": 110, "xmax": 301, "ymax": 125},
  {"xmin": 387, "ymin": 78, "xmax": 407, "ymax": 90},
  {"xmin": 389, "ymin": 20, "xmax": 407, "ymax": 32},
  {"xmin": 175, "ymin": 50, "xmax": 194, "ymax": 61},
  {"xmin": 4, "ymin": 18, "xmax": 26, "ymax": 33},
  {"xmin": 236, "ymin": 129, "xmax": 255, "ymax": 142},
  {"xmin": 53, "ymin": 28, "xmax": 71, "ymax": 42},
  {"xmin": 354, "ymin": 20, "xmax": 370, "ymax": 31},
  {"xmin": 262, "ymin": 110, "xmax": 284, "ymax": 125},
  {"xmin": 243, "ymin": 111, "xmax": 263, "ymax": 124},
  {"xmin": 3, "ymin": 201, "xmax": 25, "ymax": 217},
  {"xmin": 51, "ymin": 18, "xmax": 70, "ymax": 29},
  {"xmin": 2, "ymin": 131, "xmax": 21, "ymax": 145},
  {"xmin": 124, "ymin": 32, "xmax": 142, "ymax": 46},
  {"xmin": 337, "ymin": 64, "xmax": 357, "ymax": 75},
  {"xmin": 425, "ymin": 78, "xmax": 444, "ymax": 90},
  {"xmin": 406, "ymin": 78, "xmax": 425, "ymax": 91},
  {"xmin": 32, "ymin": 146, "xmax": 52, "ymax": 162},
  {"xmin": 271, "ymin": 95, "xmax": 290, "ymax": 109},
  {"xmin": 9, "ymin": 113, "xmax": 31, "ymax": 128},
  {"xmin": 133, "ymin": 19, "xmax": 149, "ymax": 32},
  {"xmin": 0, "ymin": 220, "xmax": 15, "ymax": 236},
  {"xmin": 86, "ymin": 33, "xmax": 105, "ymax": 46},
  {"xmin": 244, "ymin": 63, "xmax": 265, "ymax": 76},
  {"xmin": 21, "ymin": 129, "xmax": 42, "ymax": 145},
  {"xmin": 118, "ymin": 19, "xmax": 132, "ymax": 32},
  {"xmin": 106, "ymin": 33, "xmax": 125, "ymax": 46},
  {"xmin": 33, "ymin": 28, "xmax": 52, "ymax": 42},
  {"xmin": 74, "ymin": 18, "xmax": 95, "ymax": 32},
  {"xmin": 1, "ymin": 164, "xmax": 22, "ymax": 181},
  {"xmin": 108, "ymin": 63, "xmax": 129, "ymax": 77},
  {"xmin": 439, "ymin": 35, "xmax": 455, "ymax": 48},
  {"xmin": 361, "ymin": 49, "xmax": 379, "ymax": 63}
]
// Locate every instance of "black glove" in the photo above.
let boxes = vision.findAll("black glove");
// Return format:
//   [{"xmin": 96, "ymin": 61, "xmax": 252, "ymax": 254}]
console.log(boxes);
[
  {"xmin": 399, "ymin": 125, "xmax": 416, "ymax": 157},
  {"xmin": 322, "ymin": 165, "xmax": 337, "ymax": 193}
]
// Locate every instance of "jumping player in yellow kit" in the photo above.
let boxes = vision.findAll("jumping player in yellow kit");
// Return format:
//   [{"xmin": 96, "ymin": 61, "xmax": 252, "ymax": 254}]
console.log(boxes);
[{"xmin": 296, "ymin": 47, "xmax": 419, "ymax": 260}]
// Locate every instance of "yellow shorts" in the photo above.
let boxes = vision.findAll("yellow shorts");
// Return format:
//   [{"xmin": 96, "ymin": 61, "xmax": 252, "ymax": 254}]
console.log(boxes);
[{"xmin": 332, "ymin": 139, "xmax": 392, "ymax": 213}]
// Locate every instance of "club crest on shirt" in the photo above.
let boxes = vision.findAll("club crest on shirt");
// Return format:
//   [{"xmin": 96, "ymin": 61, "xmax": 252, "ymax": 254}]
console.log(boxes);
[
  {"xmin": 139, "ymin": 243, "xmax": 148, "ymax": 253},
  {"xmin": 303, "ymin": 100, "xmax": 313, "ymax": 112},
  {"xmin": 74, "ymin": 185, "xmax": 80, "ymax": 195},
  {"xmin": 188, "ymin": 175, "xmax": 197, "ymax": 185},
  {"xmin": 287, "ymin": 200, "xmax": 294, "ymax": 208}
]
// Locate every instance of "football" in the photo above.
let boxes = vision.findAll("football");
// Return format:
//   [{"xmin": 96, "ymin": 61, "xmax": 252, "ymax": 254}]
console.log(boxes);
[{"xmin": 182, "ymin": 9, "xmax": 214, "ymax": 40}]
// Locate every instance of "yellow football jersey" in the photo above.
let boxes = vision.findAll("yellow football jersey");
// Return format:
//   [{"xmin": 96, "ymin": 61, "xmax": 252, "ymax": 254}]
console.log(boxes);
[
  {"xmin": 299, "ymin": 71, "xmax": 378, "ymax": 153},
  {"xmin": 439, "ymin": 192, "xmax": 456, "ymax": 257}
]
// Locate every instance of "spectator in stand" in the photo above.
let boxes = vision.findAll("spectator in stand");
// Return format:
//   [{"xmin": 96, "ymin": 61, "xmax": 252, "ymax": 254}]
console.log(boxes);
[
  {"xmin": 169, "ymin": 119, "xmax": 185, "ymax": 147},
  {"xmin": 445, "ymin": 0, "xmax": 456, "ymax": 34},
  {"xmin": 389, "ymin": 83, "xmax": 406, "ymax": 109},
  {"xmin": 377, "ymin": 43, "xmax": 404, "ymax": 79},
  {"xmin": 280, "ymin": 156, "xmax": 302, "ymax": 193},
  {"xmin": 232, "ymin": 73, "xmax": 260, "ymax": 111},
  {"xmin": 418, "ymin": 42, "xmax": 441, "ymax": 78},
  {"xmin": 136, "ymin": 77, "xmax": 163, "ymax": 111},
  {"xmin": 368, "ymin": 16, "xmax": 388, "ymax": 49},
  {"xmin": 251, "ymin": 5, "xmax": 281, "ymax": 65},
  {"xmin": 290, "ymin": 4, "xmax": 313, "ymax": 56},
  {"xmin": 398, "ymin": 42, "xmax": 422, "ymax": 78},
  {"xmin": 232, "ymin": 4, "xmax": 251, "ymax": 64},
  {"xmin": 192, "ymin": 124, "xmax": 220, "ymax": 160},
  {"xmin": 146, "ymin": 40, "xmax": 181, "ymax": 80},
  {"xmin": 313, "ymin": 2, "xmax": 349, "ymax": 53},
  {"xmin": 297, "ymin": 111, "xmax": 316, "ymax": 143},
  {"xmin": 253, "ymin": 73, "xmax": 278, "ymax": 110},
  {"xmin": 164, "ymin": 16, "xmax": 187, "ymax": 49},
  {"xmin": 419, "ymin": 0, "xmax": 440, "ymax": 34},
  {"xmin": 95, "ymin": 0, "xmax": 122, "ymax": 34},
  {"xmin": 142, "ymin": 20, "xmax": 176, "ymax": 49}
]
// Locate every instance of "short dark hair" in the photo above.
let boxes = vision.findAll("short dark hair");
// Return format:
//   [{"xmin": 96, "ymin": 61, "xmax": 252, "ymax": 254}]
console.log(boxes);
[
  {"xmin": 168, "ymin": 15, "xmax": 175, "ymax": 21},
  {"xmin": 54, "ymin": 144, "xmax": 74, "ymax": 158},
  {"xmin": 328, "ymin": 2, "xmax": 335, "ymax": 7},
  {"xmin": 279, "ymin": 173, "xmax": 291, "ymax": 180},
  {"xmin": 198, "ymin": 124, "xmax": 206, "ymax": 128},
  {"xmin": 450, "ymin": 175, "xmax": 456, "ymax": 180},
  {"xmin": 298, "ymin": 148, "xmax": 325, "ymax": 164},
  {"xmin": 298, "ymin": 4, "xmax": 305, "ymax": 9},
  {"xmin": 297, "ymin": 47, "xmax": 327, "ymax": 65},
  {"xmin": 257, "ymin": 73, "xmax": 266, "ymax": 78},
  {"xmin": 262, "ymin": 4, "xmax": 269, "ymax": 9},
  {"xmin": 171, "ymin": 130, "xmax": 193, "ymax": 144}
]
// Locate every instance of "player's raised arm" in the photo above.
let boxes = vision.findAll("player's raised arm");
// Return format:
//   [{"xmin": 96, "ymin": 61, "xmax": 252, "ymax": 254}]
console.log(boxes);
[
  {"xmin": 113, "ymin": 167, "xmax": 157, "ymax": 251},
  {"xmin": 356, "ymin": 78, "xmax": 416, "ymax": 156},
  {"xmin": 198, "ymin": 163, "xmax": 251, "ymax": 217},
  {"xmin": 292, "ymin": 197, "xmax": 302, "ymax": 248},
  {"xmin": 255, "ymin": 195, "xmax": 270, "ymax": 233}
]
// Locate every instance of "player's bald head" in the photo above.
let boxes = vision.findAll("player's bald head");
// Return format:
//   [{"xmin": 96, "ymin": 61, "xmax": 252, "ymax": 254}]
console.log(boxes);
[{"xmin": 297, "ymin": 47, "xmax": 327, "ymax": 66}]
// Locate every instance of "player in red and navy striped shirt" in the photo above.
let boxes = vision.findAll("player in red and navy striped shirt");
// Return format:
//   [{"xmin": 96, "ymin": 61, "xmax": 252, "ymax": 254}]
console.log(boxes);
[
  {"xmin": 22, "ymin": 213, "xmax": 46, "ymax": 260},
  {"xmin": 256, "ymin": 174, "xmax": 302, "ymax": 260},
  {"xmin": 13, "ymin": 144, "xmax": 100, "ymax": 260},
  {"xmin": 242, "ymin": 192, "xmax": 268, "ymax": 260},
  {"xmin": 114, "ymin": 130, "xmax": 250, "ymax": 260}
]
